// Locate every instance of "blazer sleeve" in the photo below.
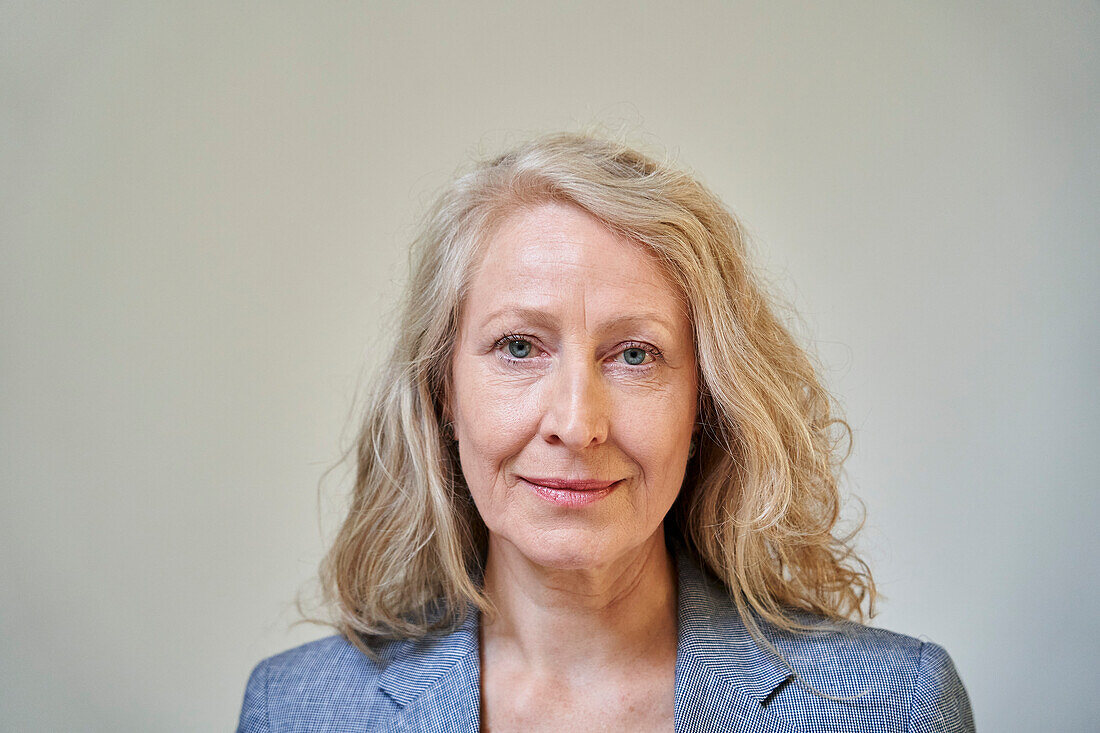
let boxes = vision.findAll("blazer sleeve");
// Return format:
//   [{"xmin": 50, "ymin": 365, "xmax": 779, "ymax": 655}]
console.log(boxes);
[
  {"xmin": 907, "ymin": 641, "xmax": 975, "ymax": 732},
  {"xmin": 237, "ymin": 660, "xmax": 270, "ymax": 733}
]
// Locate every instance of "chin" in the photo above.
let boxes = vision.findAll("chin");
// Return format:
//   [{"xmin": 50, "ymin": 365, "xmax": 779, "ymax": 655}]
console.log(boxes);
[{"xmin": 507, "ymin": 526, "xmax": 634, "ymax": 571}]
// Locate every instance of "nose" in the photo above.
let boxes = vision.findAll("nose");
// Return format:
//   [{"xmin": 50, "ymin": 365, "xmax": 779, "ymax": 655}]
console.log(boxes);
[{"xmin": 538, "ymin": 355, "xmax": 610, "ymax": 451}]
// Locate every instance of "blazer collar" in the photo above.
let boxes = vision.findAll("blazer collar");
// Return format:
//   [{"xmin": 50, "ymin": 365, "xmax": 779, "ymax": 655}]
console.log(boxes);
[
  {"xmin": 673, "ymin": 551, "xmax": 798, "ymax": 732},
  {"xmin": 377, "ymin": 550, "xmax": 798, "ymax": 732},
  {"xmin": 376, "ymin": 611, "xmax": 481, "ymax": 732}
]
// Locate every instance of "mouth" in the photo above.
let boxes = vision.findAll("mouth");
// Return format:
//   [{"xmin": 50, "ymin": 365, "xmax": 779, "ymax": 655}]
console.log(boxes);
[{"xmin": 519, "ymin": 476, "xmax": 623, "ymax": 507}]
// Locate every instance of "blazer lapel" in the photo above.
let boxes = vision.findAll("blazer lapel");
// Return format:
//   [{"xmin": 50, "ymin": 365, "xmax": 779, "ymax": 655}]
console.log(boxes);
[
  {"xmin": 377, "ymin": 611, "xmax": 481, "ymax": 732},
  {"xmin": 374, "ymin": 552, "xmax": 800, "ymax": 732},
  {"xmin": 674, "ymin": 552, "xmax": 799, "ymax": 733}
]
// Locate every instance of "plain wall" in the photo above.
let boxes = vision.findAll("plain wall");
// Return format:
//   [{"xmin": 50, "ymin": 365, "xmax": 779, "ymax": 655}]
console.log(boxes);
[{"xmin": 2, "ymin": 2, "xmax": 1097, "ymax": 730}]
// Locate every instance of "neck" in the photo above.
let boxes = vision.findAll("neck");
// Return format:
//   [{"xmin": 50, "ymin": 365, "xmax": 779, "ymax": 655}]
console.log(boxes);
[{"xmin": 479, "ymin": 528, "xmax": 678, "ymax": 673}]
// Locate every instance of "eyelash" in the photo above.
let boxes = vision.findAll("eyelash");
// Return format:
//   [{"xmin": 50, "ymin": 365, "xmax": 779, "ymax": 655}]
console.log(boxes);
[{"xmin": 492, "ymin": 333, "xmax": 662, "ymax": 368}]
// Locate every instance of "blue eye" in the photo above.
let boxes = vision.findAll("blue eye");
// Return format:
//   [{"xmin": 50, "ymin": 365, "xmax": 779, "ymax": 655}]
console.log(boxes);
[
  {"xmin": 617, "ymin": 342, "xmax": 659, "ymax": 366},
  {"xmin": 494, "ymin": 334, "xmax": 659, "ymax": 367},
  {"xmin": 506, "ymin": 339, "xmax": 532, "ymax": 358}
]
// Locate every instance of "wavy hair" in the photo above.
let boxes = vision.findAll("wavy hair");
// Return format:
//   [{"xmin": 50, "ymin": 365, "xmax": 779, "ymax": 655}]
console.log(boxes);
[{"xmin": 318, "ymin": 132, "xmax": 876, "ymax": 657}]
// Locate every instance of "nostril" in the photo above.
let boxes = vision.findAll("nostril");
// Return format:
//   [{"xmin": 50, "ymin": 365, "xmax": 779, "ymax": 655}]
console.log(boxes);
[{"xmin": 538, "ymin": 371, "xmax": 612, "ymax": 450}]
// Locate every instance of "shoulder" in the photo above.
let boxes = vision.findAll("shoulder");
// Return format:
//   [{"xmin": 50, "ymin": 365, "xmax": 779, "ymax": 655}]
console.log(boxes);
[
  {"xmin": 764, "ymin": 618, "xmax": 975, "ymax": 732},
  {"xmin": 674, "ymin": 553, "xmax": 973, "ymax": 731},
  {"xmin": 260, "ymin": 634, "xmax": 389, "ymax": 690},
  {"xmin": 236, "ymin": 634, "xmax": 401, "ymax": 732}
]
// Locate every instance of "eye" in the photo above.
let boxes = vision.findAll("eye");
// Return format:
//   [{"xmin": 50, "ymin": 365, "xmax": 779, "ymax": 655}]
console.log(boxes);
[
  {"xmin": 494, "ymin": 334, "xmax": 539, "ymax": 361},
  {"xmin": 507, "ymin": 338, "xmax": 532, "ymax": 358},
  {"xmin": 614, "ymin": 342, "xmax": 660, "ymax": 367}
]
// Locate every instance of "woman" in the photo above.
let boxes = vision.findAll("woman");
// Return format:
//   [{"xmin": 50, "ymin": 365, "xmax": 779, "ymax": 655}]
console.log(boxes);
[{"xmin": 237, "ymin": 133, "xmax": 974, "ymax": 732}]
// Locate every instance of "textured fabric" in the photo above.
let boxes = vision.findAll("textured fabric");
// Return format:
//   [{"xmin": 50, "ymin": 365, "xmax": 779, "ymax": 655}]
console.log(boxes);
[{"xmin": 237, "ymin": 552, "xmax": 974, "ymax": 732}]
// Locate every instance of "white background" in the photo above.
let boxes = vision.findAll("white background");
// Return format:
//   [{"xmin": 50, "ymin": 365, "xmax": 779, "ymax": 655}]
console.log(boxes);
[{"xmin": 3, "ymin": 2, "xmax": 1097, "ymax": 730}]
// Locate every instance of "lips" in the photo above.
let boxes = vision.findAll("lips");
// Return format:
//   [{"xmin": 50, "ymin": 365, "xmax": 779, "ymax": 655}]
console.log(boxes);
[
  {"xmin": 520, "ymin": 477, "xmax": 619, "ymax": 491},
  {"xmin": 519, "ymin": 476, "xmax": 622, "ymax": 507}
]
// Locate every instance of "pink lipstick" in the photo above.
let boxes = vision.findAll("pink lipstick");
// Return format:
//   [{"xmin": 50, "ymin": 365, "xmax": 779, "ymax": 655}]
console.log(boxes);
[{"xmin": 519, "ymin": 477, "xmax": 622, "ymax": 507}]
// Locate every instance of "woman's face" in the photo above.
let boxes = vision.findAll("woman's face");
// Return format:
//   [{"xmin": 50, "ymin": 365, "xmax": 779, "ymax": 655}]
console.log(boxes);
[{"xmin": 449, "ymin": 201, "xmax": 698, "ymax": 570}]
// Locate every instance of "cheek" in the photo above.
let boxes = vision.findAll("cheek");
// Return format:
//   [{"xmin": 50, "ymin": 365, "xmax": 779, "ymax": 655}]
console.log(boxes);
[
  {"xmin": 455, "ymin": 371, "xmax": 537, "ymax": 447},
  {"xmin": 451, "ymin": 363, "xmax": 538, "ymax": 500},
  {"xmin": 617, "ymin": 380, "xmax": 697, "ymax": 492},
  {"xmin": 623, "ymin": 414, "xmax": 690, "ymax": 484}
]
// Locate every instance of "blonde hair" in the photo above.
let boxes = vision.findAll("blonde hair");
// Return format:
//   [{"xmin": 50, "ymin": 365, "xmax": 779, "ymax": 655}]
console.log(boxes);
[{"xmin": 318, "ymin": 132, "xmax": 876, "ymax": 657}]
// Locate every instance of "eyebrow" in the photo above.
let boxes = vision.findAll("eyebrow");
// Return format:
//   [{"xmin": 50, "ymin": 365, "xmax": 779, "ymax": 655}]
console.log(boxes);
[{"xmin": 479, "ymin": 307, "xmax": 679, "ymax": 338}]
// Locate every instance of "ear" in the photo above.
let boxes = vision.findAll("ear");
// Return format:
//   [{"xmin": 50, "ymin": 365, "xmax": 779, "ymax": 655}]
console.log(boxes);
[{"xmin": 439, "ymin": 371, "xmax": 455, "ymax": 425}]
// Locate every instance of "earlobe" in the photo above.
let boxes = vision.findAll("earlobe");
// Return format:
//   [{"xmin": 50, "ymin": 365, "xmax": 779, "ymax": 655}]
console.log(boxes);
[
  {"xmin": 440, "ymin": 405, "xmax": 456, "ymax": 443},
  {"xmin": 440, "ymin": 371, "xmax": 455, "ymax": 424},
  {"xmin": 440, "ymin": 389, "xmax": 458, "ymax": 445},
  {"xmin": 439, "ymin": 365, "xmax": 462, "ymax": 445},
  {"xmin": 689, "ymin": 425, "xmax": 702, "ymax": 458}
]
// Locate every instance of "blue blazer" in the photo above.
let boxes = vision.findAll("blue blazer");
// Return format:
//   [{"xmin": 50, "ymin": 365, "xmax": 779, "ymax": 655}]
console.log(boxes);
[{"xmin": 238, "ymin": 552, "xmax": 974, "ymax": 732}]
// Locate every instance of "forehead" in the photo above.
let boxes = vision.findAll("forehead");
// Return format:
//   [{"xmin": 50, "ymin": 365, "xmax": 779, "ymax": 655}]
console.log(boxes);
[{"xmin": 463, "ymin": 202, "xmax": 687, "ymax": 326}]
